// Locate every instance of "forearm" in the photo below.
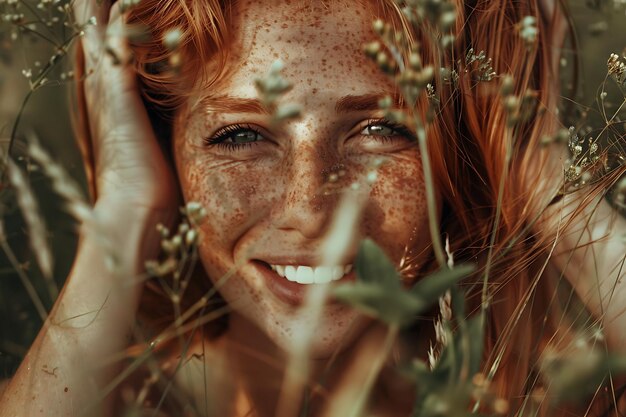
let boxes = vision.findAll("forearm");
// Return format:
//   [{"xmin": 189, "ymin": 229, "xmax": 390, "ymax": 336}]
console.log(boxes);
[
  {"xmin": 0, "ymin": 201, "xmax": 167, "ymax": 417},
  {"xmin": 550, "ymin": 194, "xmax": 626, "ymax": 350}
]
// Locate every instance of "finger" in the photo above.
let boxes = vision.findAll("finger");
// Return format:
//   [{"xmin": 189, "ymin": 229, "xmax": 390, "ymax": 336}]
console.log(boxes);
[
  {"xmin": 108, "ymin": 0, "xmax": 121, "ymax": 23},
  {"xmin": 73, "ymin": 0, "xmax": 113, "ymax": 26},
  {"xmin": 74, "ymin": 0, "xmax": 113, "ymax": 71},
  {"xmin": 83, "ymin": 6, "xmax": 171, "ymax": 200},
  {"xmin": 74, "ymin": 0, "xmax": 118, "ymax": 200},
  {"xmin": 85, "ymin": 2, "xmax": 139, "ymax": 155},
  {"xmin": 538, "ymin": 0, "xmax": 568, "ymax": 79},
  {"xmin": 102, "ymin": 2, "xmax": 132, "ymax": 67},
  {"xmin": 74, "ymin": 41, "xmax": 98, "ymax": 201}
]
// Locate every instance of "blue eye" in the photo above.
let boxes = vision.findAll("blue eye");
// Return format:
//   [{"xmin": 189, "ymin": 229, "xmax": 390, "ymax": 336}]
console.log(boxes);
[
  {"xmin": 360, "ymin": 119, "xmax": 415, "ymax": 141},
  {"xmin": 229, "ymin": 130, "xmax": 261, "ymax": 143},
  {"xmin": 204, "ymin": 124, "xmax": 264, "ymax": 150},
  {"xmin": 361, "ymin": 124, "xmax": 396, "ymax": 136}
]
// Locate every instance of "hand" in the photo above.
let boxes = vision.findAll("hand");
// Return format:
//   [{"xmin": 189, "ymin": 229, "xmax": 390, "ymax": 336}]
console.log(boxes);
[
  {"xmin": 0, "ymin": 5, "xmax": 180, "ymax": 414},
  {"xmin": 533, "ymin": 0, "xmax": 626, "ymax": 351},
  {"xmin": 74, "ymin": 0, "xmax": 178, "ymax": 212}
]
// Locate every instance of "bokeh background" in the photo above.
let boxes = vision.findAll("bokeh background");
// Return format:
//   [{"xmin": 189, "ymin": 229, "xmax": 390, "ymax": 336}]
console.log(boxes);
[{"xmin": 0, "ymin": 0, "xmax": 625, "ymax": 379}]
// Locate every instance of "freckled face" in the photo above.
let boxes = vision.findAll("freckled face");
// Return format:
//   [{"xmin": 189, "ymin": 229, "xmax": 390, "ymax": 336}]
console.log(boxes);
[{"xmin": 174, "ymin": 0, "xmax": 432, "ymax": 357}]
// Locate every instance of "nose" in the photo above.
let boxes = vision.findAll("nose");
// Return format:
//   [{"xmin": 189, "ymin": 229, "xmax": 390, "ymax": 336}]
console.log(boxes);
[{"xmin": 270, "ymin": 143, "xmax": 339, "ymax": 240}]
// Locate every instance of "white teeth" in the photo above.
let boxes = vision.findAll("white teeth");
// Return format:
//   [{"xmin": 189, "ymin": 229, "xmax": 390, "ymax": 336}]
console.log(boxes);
[
  {"xmin": 314, "ymin": 266, "xmax": 333, "ymax": 284},
  {"xmin": 285, "ymin": 265, "xmax": 297, "ymax": 281},
  {"xmin": 332, "ymin": 266, "xmax": 344, "ymax": 281},
  {"xmin": 276, "ymin": 265, "xmax": 285, "ymax": 277},
  {"xmin": 268, "ymin": 264, "xmax": 353, "ymax": 285},
  {"xmin": 296, "ymin": 266, "xmax": 314, "ymax": 284}
]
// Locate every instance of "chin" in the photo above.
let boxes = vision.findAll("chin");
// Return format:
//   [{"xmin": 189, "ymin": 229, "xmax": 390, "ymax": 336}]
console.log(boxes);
[{"xmin": 260, "ymin": 310, "xmax": 374, "ymax": 360}]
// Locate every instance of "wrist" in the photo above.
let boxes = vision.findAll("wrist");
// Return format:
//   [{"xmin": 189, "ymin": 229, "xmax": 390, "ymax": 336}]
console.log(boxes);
[{"xmin": 90, "ymin": 196, "xmax": 178, "ymax": 262}]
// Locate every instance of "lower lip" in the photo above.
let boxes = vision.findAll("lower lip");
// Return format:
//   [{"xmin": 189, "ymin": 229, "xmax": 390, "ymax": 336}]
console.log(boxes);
[{"xmin": 252, "ymin": 261, "xmax": 356, "ymax": 306}]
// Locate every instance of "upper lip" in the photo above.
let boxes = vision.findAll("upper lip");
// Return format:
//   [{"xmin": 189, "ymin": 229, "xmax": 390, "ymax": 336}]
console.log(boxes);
[{"xmin": 252, "ymin": 254, "xmax": 356, "ymax": 267}]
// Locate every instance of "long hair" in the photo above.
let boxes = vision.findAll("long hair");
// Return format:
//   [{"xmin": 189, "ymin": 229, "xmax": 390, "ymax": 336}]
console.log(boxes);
[{"xmin": 73, "ymin": 0, "xmax": 626, "ymax": 414}]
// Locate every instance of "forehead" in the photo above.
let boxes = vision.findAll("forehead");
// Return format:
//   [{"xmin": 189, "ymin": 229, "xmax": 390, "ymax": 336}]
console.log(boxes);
[
  {"xmin": 197, "ymin": 0, "xmax": 392, "ymax": 102},
  {"xmin": 230, "ymin": 0, "xmax": 373, "ymax": 47}
]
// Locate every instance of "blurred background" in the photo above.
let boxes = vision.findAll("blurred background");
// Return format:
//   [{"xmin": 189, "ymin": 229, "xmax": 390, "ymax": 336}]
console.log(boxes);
[{"xmin": 0, "ymin": 0, "xmax": 625, "ymax": 379}]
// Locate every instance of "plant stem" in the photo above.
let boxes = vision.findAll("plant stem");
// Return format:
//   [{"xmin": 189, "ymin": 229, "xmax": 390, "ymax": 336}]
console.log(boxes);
[
  {"xmin": 16, "ymin": 23, "xmax": 60, "ymax": 47},
  {"xmin": 481, "ymin": 125, "xmax": 512, "ymax": 320},
  {"xmin": 347, "ymin": 325, "xmax": 398, "ymax": 417},
  {"xmin": 0, "ymin": 220, "xmax": 48, "ymax": 321},
  {"xmin": 416, "ymin": 119, "xmax": 446, "ymax": 268},
  {"xmin": 7, "ymin": 90, "xmax": 33, "ymax": 160}
]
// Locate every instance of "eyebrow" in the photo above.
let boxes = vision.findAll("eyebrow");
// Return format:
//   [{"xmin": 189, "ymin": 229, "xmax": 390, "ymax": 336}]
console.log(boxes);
[
  {"xmin": 191, "ymin": 92, "xmax": 405, "ymax": 116},
  {"xmin": 335, "ymin": 93, "xmax": 405, "ymax": 113},
  {"xmin": 192, "ymin": 95, "xmax": 270, "ymax": 115}
]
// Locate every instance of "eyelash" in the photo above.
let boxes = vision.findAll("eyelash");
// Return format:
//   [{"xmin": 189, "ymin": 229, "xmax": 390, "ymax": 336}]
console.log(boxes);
[
  {"xmin": 203, "ymin": 119, "xmax": 415, "ymax": 151},
  {"xmin": 203, "ymin": 123, "xmax": 261, "ymax": 151},
  {"xmin": 366, "ymin": 118, "xmax": 416, "ymax": 142}
]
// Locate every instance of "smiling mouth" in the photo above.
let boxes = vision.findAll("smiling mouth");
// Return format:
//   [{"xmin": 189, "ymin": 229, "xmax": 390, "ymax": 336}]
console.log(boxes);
[{"xmin": 263, "ymin": 263, "xmax": 353, "ymax": 285}]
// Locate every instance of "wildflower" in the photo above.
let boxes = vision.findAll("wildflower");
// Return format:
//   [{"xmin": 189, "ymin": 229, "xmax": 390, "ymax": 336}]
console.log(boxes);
[
  {"xmin": 519, "ymin": 16, "xmax": 538, "ymax": 49},
  {"xmin": 607, "ymin": 53, "xmax": 626, "ymax": 84},
  {"xmin": 163, "ymin": 27, "xmax": 183, "ymax": 51},
  {"xmin": 464, "ymin": 48, "xmax": 496, "ymax": 82}
]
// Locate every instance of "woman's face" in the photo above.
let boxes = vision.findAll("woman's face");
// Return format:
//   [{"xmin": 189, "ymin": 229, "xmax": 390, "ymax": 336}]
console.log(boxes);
[{"xmin": 174, "ymin": 0, "xmax": 431, "ymax": 357}]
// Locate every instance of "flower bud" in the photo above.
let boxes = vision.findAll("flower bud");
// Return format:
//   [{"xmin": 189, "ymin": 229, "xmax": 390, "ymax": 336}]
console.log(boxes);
[
  {"xmin": 504, "ymin": 96, "xmax": 519, "ymax": 113},
  {"xmin": 439, "ymin": 11, "xmax": 456, "ymax": 31},
  {"xmin": 163, "ymin": 27, "xmax": 183, "ymax": 51},
  {"xmin": 409, "ymin": 52, "xmax": 422, "ymax": 71},
  {"xmin": 500, "ymin": 75, "xmax": 515, "ymax": 97},
  {"xmin": 373, "ymin": 19, "xmax": 385, "ymax": 35},
  {"xmin": 415, "ymin": 66, "xmax": 434, "ymax": 87},
  {"xmin": 364, "ymin": 41, "xmax": 381, "ymax": 58}
]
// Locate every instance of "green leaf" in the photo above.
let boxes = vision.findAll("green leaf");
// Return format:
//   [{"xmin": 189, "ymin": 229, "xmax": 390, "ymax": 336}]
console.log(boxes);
[
  {"xmin": 355, "ymin": 238, "xmax": 401, "ymax": 288},
  {"xmin": 401, "ymin": 358, "xmax": 450, "ymax": 389},
  {"xmin": 335, "ymin": 241, "xmax": 475, "ymax": 327},
  {"xmin": 332, "ymin": 282, "xmax": 423, "ymax": 326},
  {"xmin": 410, "ymin": 264, "xmax": 474, "ymax": 304},
  {"xmin": 466, "ymin": 315, "xmax": 484, "ymax": 377}
]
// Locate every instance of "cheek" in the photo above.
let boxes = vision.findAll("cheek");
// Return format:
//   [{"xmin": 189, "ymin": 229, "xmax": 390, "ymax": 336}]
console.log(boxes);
[
  {"xmin": 178, "ymin": 159, "xmax": 282, "ymax": 244},
  {"xmin": 363, "ymin": 156, "xmax": 429, "ymax": 261}
]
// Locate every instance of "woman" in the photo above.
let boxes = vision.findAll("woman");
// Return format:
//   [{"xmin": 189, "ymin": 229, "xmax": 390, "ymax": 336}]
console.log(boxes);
[{"xmin": 1, "ymin": 0, "xmax": 625, "ymax": 416}]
